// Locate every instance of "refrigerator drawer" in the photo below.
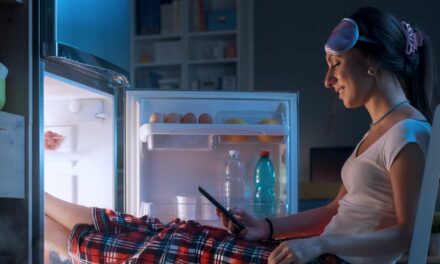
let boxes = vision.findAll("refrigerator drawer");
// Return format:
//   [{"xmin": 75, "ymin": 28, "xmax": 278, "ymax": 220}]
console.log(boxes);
[{"xmin": 139, "ymin": 123, "xmax": 288, "ymax": 150}]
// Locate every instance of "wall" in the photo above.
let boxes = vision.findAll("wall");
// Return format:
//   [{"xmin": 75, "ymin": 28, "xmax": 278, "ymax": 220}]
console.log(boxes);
[
  {"xmin": 254, "ymin": 0, "xmax": 440, "ymax": 181},
  {"xmin": 57, "ymin": 0, "xmax": 130, "ymax": 71}
]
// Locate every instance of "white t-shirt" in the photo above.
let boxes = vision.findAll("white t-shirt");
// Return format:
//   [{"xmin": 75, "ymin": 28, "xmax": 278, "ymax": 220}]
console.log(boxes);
[{"xmin": 321, "ymin": 119, "xmax": 431, "ymax": 264}]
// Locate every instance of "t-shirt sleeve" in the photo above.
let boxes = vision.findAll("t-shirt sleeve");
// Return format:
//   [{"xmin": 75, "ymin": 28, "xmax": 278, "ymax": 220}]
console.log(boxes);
[{"xmin": 383, "ymin": 122, "xmax": 430, "ymax": 172}]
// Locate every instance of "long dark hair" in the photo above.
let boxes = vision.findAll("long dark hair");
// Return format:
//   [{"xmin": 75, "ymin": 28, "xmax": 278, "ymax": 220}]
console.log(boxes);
[{"xmin": 351, "ymin": 7, "xmax": 435, "ymax": 123}]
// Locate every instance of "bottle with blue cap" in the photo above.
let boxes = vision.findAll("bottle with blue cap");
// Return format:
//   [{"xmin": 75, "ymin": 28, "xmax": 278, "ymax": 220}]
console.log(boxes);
[{"xmin": 253, "ymin": 150, "xmax": 276, "ymax": 217}]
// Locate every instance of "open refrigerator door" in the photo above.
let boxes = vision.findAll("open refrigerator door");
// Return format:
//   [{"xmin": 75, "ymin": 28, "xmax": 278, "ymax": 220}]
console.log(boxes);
[
  {"xmin": 125, "ymin": 90, "xmax": 298, "ymax": 226},
  {"xmin": 43, "ymin": 57, "xmax": 128, "ymax": 210}
]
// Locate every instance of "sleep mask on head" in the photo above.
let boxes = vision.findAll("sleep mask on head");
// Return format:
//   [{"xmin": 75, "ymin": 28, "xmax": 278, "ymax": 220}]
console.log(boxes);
[{"xmin": 325, "ymin": 18, "xmax": 378, "ymax": 55}]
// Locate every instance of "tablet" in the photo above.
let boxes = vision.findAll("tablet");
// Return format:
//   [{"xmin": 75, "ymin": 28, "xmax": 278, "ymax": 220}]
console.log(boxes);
[{"xmin": 198, "ymin": 186, "xmax": 245, "ymax": 231}]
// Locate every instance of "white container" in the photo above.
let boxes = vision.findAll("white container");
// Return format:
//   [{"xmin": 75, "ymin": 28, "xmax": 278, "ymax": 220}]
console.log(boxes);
[
  {"xmin": 176, "ymin": 196, "xmax": 198, "ymax": 220},
  {"xmin": 198, "ymin": 196, "xmax": 217, "ymax": 220},
  {"xmin": 139, "ymin": 201, "xmax": 152, "ymax": 217},
  {"xmin": 154, "ymin": 41, "xmax": 182, "ymax": 63}
]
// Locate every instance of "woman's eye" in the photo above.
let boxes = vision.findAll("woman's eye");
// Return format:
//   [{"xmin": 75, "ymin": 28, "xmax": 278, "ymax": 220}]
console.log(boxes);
[{"xmin": 331, "ymin": 61, "xmax": 341, "ymax": 67}]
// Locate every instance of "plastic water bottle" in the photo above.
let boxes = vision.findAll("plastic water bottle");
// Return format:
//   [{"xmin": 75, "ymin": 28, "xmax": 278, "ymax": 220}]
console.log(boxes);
[
  {"xmin": 223, "ymin": 150, "xmax": 246, "ymax": 210},
  {"xmin": 253, "ymin": 151, "xmax": 276, "ymax": 217}
]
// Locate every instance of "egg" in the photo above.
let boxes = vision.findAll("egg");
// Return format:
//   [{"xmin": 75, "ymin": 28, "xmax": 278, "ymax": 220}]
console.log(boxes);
[
  {"xmin": 198, "ymin": 113, "xmax": 213, "ymax": 124},
  {"xmin": 164, "ymin": 113, "xmax": 180, "ymax": 123},
  {"xmin": 181, "ymin": 112, "xmax": 197, "ymax": 123},
  {"xmin": 149, "ymin": 112, "xmax": 164, "ymax": 123}
]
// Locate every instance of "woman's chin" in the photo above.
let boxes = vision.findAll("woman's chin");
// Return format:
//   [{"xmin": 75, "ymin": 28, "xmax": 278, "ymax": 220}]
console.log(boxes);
[{"xmin": 341, "ymin": 99, "xmax": 356, "ymax": 109}]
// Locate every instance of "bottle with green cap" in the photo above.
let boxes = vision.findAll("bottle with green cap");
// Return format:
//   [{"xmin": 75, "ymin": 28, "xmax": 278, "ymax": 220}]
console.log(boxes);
[{"xmin": 253, "ymin": 150, "xmax": 276, "ymax": 217}]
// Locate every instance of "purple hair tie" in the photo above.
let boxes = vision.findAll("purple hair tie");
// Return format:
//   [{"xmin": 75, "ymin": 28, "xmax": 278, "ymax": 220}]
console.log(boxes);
[{"xmin": 401, "ymin": 21, "xmax": 423, "ymax": 55}]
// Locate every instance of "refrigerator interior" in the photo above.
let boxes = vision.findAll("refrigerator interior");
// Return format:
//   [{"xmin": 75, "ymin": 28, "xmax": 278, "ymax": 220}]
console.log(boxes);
[
  {"xmin": 126, "ymin": 91, "xmax": 298, "ymax": 226},
  {"xmin": 44, "ymin": 72, "xmax": 115, "ymax": 209}
]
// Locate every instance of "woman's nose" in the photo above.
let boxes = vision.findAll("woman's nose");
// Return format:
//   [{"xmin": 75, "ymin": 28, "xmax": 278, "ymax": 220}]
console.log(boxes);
[{"xmin": 324, "ymin": 70, "xmax": 336, "ymax": 89}]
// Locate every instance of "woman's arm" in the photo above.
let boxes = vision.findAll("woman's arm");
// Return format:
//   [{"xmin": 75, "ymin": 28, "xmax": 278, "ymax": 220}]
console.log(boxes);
[
  {"xmin": 271, "ymin": 185, "xmax": 346, "ymax": 239},
  {"xmin": 269, "ymin": 143, "xmax": 425, "ymax": 263},
  {"xmin": 218, "ymin": 185, "xmax": 345, "ymax": 241}
]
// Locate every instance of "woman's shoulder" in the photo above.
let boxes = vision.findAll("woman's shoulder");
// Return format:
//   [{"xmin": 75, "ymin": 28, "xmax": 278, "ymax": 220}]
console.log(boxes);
[
  {"xmin": 383, "ymin": 119, "xmax": 431, "ymax": 163},
  {"xmin": 390, "ymin": 119, "xmax": 431, "ymax": 135}
]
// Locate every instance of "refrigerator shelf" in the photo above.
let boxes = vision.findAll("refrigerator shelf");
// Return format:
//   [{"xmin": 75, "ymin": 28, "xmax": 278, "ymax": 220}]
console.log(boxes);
[
  {"xmin": 139, "ymin": 123, "xmax": 288, "ymax": 150},
  {"xmin": 138, "ymin": 199, "xmax": 289, "ymax": 224},
  {"xmin": 139, "ymin": 123, "xmax": 288, "ymax": 140}
]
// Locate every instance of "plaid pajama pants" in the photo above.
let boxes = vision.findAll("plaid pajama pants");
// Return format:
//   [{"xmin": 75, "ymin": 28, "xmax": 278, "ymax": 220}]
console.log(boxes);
[{"xmin": 68, "ymin": 208, "xmax": 348, "ymax": 264}]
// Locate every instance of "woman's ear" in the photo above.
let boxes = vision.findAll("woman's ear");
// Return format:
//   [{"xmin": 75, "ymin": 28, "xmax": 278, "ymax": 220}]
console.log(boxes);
[{"xmin": 365, "ymin": 57, "xmax": 381, "ymax": 76}]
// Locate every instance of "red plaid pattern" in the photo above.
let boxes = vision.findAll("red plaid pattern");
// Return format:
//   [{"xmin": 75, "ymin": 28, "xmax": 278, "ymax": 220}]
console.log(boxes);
[{"xmin": 68, "ymin": 208, "xmax": 348, "ymax": 264}]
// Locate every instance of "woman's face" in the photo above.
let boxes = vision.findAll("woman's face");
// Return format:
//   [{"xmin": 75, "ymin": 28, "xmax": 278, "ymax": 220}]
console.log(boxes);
[{"xmin": 324, "ymin": 49, "xmax": 375, "ymax": 108}]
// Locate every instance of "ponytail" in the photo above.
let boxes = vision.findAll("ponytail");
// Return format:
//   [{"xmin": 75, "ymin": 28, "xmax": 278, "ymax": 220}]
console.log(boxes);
[{"xmin": 404, "ymin": 30, "xmax": 435, "ymax": 123}]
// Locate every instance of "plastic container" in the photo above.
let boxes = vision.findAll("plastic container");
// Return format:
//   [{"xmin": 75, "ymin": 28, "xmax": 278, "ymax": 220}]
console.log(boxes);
[
  {"xmin": 217, "ymin": 111, "xmax": 286, "ymax": 144},
  {"xmin": 217, "ymin": 111, "xmax": 284, "ymax": 125},
  {"xmin": 253, "ymin": 150, "xmax": 276, "ymax": 217},
  {"xmin": 222, "ymin": 150, "xmax": 246, "ymax": 209}
]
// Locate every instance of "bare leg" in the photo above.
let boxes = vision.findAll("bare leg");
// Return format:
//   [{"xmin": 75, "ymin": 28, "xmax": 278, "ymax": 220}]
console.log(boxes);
[
  {"xmin": 45, "ymin": 215, "xmax": 70, "ymax": 258},
  {"xmin": 45, "ymin": 192, "xmax": 93, "ymax": 231}
]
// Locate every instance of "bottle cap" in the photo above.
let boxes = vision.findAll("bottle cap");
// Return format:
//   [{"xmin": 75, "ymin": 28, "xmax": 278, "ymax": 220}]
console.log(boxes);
[
  {"xmin": 229, "ymin": 150, "xmax": 240, "ymax": 156},
  {"xmin": 260, "ymin": 151, "xmax": 270, "ymax": 157}
]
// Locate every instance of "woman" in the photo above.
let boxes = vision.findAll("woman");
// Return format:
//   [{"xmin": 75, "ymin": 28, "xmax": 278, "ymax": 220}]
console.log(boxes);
[
  {"xmin": 45, "ymin": 7, "xmax": 434, "ymax": 264},
  {"xmin": 220, "ymin": 6, "xmax": 434, "ymax": 264}
]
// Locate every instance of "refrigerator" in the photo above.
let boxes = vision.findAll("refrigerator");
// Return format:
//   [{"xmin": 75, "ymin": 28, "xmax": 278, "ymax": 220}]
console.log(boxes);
[
  {"xmin": 125, "ymin": 90, "xmax": 298, "ymax": 226},
  {"xmin": 45, "ymin": 83, "xmax": 299, "ymax": 225}
]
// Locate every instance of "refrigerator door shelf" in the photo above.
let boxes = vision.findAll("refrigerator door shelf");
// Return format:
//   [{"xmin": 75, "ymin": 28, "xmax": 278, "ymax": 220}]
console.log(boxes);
[{"xmin": 139, "ymin": 123, "xmax": 288, "ymax": 150}]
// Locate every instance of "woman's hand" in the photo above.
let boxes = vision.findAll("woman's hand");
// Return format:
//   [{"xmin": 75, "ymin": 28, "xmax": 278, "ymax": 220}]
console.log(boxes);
[
  {"xmin": 216, "ymin": 208, "xmax": 269, "ymax": 241},
  {"xmin": 268, "ymin": 237, "xmax": 323, "ymax": 264}
]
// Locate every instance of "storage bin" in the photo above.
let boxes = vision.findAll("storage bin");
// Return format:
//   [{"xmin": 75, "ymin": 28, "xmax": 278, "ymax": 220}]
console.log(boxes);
[{"xmin": 207, "ymin": 9, "xmax": 236, "ymax": 31}]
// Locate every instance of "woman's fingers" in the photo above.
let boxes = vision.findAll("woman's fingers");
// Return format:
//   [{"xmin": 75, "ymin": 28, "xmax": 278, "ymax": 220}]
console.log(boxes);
[
  {"xmin": 269, "ymin": 243, "xmax": 297, "ymax": 264},
  {"xmin": 216, "ymin": 209, "xmax": 229, "ymax": 228}
]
